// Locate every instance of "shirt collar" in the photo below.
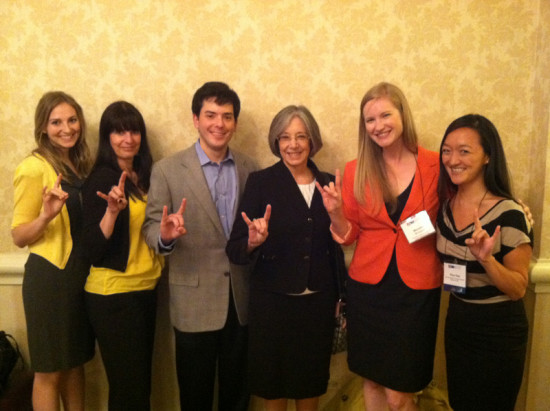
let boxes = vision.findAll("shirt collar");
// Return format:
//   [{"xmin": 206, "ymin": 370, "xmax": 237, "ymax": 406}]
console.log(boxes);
[{"xmin": 194, "ymin": 139, "xmax": 234, "ymax": 166}]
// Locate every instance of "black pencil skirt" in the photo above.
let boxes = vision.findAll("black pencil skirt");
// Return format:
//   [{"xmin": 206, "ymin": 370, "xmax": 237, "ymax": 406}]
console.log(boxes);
[
  {"xmin": 247, "ymin": 286, "xmax": 336, "ymax": 399},
  {"xmin": 346, "ymin": 260, "xmax": 441, "ymax": 393},
  {"xmin": 23, "ymin": 253, "xmax": 94, "ymax": 372},
  {"xmin": 445, "ymin": 294, "xmax": 528, "ymax": 411}
]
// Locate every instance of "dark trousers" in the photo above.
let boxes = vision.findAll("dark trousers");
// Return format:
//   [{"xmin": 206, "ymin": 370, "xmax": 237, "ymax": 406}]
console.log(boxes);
[
  {"xmin": 174, "ymin": 294, "xmax": 249, "ymax": 411},
  {"xmin": 86, "ymin": 289, "xmax": 157, "ymax": 411}
]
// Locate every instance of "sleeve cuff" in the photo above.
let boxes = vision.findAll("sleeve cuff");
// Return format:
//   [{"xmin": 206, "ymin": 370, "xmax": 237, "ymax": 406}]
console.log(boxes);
[
  {"xmin": 158, "ymin": 235, "xmax": 176, "ymax": 254},
  {"xmin": 330, "ymin": 221, "xmax": 352, "ymax": 244}
]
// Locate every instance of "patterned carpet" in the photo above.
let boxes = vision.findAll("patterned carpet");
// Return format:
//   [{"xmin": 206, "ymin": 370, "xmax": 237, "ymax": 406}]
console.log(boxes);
[
  {"xmin": 321, "ymin": 376, "xmax": 452, "ymax": 410},
  {"xmin": 249, "ymin": 352, "xmax": 452, "ymax": 410}
]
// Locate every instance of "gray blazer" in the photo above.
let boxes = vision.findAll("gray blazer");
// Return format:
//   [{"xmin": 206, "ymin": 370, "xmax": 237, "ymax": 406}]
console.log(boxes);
[{"xmin": 143, "ymin": 145, "xmax": 259, "ymax": 332}]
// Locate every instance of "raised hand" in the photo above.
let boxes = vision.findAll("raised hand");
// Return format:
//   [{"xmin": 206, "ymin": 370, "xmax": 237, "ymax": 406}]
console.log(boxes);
[
  {"xmin": 315, "ymin": 169, "xmax": 351, "ymax": 239},
  {"xmin": 42, "ymin": 173, "xmax": 69, "ymax": 221},
  {"xmin": 242, "ymin": 204, "xmax": 271, "ymax": 251},
  {"xmin": 315, "ymin": 169, "xmax": 343, "ymax": 214},
  {"xmin": 160, "ymin": 198, "xmax": 187, "ymax": 243},
  {"xmin": 97, "ymin": 171, "xmax": 128, "ymax": 213},
  {"xmin": 12, "ymin": 173, "xmax": 69, "ymax": 248},
  {"xmin": 465, "ymin": 209, "xmax": 500, "ymax": 263}
]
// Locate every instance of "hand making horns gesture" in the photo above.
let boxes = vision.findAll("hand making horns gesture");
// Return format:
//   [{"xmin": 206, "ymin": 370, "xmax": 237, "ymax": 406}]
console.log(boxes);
[
  {"xmin": 464, "ymin": 209, "xmax": 501, "ymax": 263},
  {"xmin": 242, "ymin": 204, "xmax": 271, "ymax": 251},
  {"xmin": 42, "ymin": 173, "xmax": 69, "ymax": 221},
  {"xmin": 160, "ymin": 198, "xmax": 187, "ymax": 243},
  {"xmin": 315, "ymin": 169, "xmax": 343, "ymax": 214},
  {"xmin": 96, "ymin": 171, "xmax": 129, "ymax": 213}
]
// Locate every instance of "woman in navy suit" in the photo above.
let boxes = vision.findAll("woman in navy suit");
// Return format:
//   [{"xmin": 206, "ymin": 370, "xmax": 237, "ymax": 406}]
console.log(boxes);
[{"xmin": 226, "ymin": 105, "xmax": 341, "ymax": 411}]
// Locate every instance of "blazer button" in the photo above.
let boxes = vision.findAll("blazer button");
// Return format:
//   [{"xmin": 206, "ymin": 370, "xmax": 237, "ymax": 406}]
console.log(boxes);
[
  {"xmin": 393, "ymin": 228, "xmax": 397, "ymax": 233},
  {"xmin": 307, "ymin": 218, "xmax": 313, "ymax": 223},
  {"xmin": 303, "ymin": 255, "xmax": 310, "ymax": 260},
  {"xmin": 224, "ymin": 271, "xmax": 230, "ymax": 277}
]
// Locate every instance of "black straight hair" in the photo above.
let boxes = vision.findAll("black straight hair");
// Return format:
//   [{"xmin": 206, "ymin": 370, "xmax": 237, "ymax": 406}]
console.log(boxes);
[
  {"xmin": 438, "ymin": 114, "xmax": 513, "ymax": 203},
  {"xmin": 92, "ymin": 101, "xmax": 153, "ymax": 200}
]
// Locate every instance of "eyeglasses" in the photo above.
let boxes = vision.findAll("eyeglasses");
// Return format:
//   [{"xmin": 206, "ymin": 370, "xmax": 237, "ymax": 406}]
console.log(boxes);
[{"xmin": 277, "ymin": 133, "xmax": 310, "ymax": 144}]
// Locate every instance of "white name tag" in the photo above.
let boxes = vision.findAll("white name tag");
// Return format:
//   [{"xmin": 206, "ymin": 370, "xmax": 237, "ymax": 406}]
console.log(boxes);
[
  {"xmin": 443, "ymin": 262, "xmax": 467, "ymax": 294},
  {"xmin": 400, "ymin": 210, "xmax": 435, "ymax": 243}
]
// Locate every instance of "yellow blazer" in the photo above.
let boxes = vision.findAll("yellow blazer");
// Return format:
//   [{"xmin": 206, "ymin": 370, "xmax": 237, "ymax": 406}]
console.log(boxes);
[{"xmin": 12, "ymin": 154, "xmax": 73, "ymax": 269}]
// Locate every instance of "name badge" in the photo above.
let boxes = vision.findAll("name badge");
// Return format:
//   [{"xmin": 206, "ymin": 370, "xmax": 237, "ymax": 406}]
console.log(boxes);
[
  {"xmin": 400, "ymin": 210, "xmax": 435, "ymax": 244},
  {"xmin": 443, "ymin": 262, "xmax": 467, "ymax": 294}
]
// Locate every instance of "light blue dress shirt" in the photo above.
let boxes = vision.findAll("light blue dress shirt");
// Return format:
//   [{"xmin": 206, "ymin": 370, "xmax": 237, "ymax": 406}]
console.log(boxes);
[{"xmin": 195, "ymin": 140, "xmax": 237, "ymax": 239}]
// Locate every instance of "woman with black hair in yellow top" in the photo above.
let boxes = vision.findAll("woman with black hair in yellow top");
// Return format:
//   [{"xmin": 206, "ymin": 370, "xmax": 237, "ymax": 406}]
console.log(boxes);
[
  {"xmin": 11, "ymin": 91, "xmax": 94, "ymax": 411},
  {"xmin": 82, "ymin": 101, "xmax": 164, "ymax": 410}
]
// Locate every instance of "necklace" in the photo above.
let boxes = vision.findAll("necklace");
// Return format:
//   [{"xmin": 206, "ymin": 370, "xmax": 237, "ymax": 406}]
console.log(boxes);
[
  {"xmin": 446, "ymin": 189, "xmax": 489, "ymax": 261},
  {"xmin": 451, "ymin": 189, "xmax": 489, "ymax": 221}
]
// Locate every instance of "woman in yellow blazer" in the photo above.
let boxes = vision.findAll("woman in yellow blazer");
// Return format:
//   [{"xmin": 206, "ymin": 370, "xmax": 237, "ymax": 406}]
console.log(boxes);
[{"xmin": 11, "ymin": 91, "xmax": 94, "ymax": 411}]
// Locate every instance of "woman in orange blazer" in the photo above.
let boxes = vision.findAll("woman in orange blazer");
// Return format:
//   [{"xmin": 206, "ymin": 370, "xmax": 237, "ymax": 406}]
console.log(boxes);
[{"xmin": 318, "ymin": 82, "xmax": 442, "ymax": 410}]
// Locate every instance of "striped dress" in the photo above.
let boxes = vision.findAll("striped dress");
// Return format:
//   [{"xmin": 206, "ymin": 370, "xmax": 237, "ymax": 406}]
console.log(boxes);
[{"xmin": 436, "ymin": 198, "xmax": 532, "ymax": 411}]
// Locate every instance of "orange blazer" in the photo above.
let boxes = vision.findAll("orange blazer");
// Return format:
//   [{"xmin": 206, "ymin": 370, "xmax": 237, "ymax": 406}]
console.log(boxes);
[{"xmin": 342, "ymin": 146, "xmax": 442, "ymax": 290}]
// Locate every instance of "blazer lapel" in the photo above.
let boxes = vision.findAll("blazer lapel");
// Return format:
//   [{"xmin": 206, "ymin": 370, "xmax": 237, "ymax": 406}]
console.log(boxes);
[
  {"xmin": 401, "ymin": 148, "xmax": 438, "ymax": 219},
  {"xmin": 234, "ymin": 152, "xmax": 250, "ymax": 210},
  {"xmin": 271, "ymin": 161, "xmax": 313, "ymax": 213},
  {"xmin": 180, "ymin": 147, "xmax": 226, "ymax": 237},
  {"xmin": 362, "ymin": 178, "xmax": 395, "ymax": 227}
]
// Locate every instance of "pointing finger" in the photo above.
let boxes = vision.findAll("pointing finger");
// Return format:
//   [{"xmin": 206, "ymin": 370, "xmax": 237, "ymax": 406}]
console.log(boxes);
[
  {"xmin": 473, "ymin": 208, "xmax": 483, "ymax": 231},
  {"xmin": 97, "ymin": 191, "xmax": 109, "ymax": 201},
  {"xmin": 492, "ymin": 225, "xmax": 501, "ymax": 240},
  {"xmin": 118, "ymin": 171, "xmax": 127, "ymax": 191},
  {"xmin": 242, "ymin": 211, "xmax": 253, "ymax": 227},
  {"xmin": 177, "ymin": 198, "xmax": 187, "ymax": 216},
  {"xmin": 49, "ymin": 187, "xmax": 68, "ymax": 200},
  {"xmin": 54, "ymin": 173, "xmax": 63, "ymax": 188},
  {"xmin": 263, "ymin": 204, "xmax": 271, "ymax": 222},
  {"xmin": 314, "ymin": 181, "xmax": 324, "ymax": 194}
]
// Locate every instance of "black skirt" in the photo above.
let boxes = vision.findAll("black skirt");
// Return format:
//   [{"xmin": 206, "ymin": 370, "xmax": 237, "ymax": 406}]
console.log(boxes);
[
  {"xmin": 248, "ymin": 286, "xmax": 335, "ymax": 399},
  {"xmin": 23, "ymin": 253, "xmax": 95, "ymax": 372},
  {"xmin": 445, "ymin": 294, "xmax": 528, "ymax": 411},
  {"xmin": 346, "ymin": 251, "xmax": 441, "ymax": 393}
]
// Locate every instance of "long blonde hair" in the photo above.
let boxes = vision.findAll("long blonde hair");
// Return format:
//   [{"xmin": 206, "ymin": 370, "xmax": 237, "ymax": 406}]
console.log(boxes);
[
  {"xmin": 33, "ymin": 91, "xmax": 92, "ymax": 182},
  {"xmin": 354, "ymin": 82, "xmax": 418, "ymax": 212}
]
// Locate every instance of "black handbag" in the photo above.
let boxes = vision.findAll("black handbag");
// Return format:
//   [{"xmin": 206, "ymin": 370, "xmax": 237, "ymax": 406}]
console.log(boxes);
[
  {"xmin": 0, "ymin": 331, "xmax": 22, "ymax": 396},
  {"xmin": 331, "ymin": 243, "xmax": 348, "ymax": 354}
]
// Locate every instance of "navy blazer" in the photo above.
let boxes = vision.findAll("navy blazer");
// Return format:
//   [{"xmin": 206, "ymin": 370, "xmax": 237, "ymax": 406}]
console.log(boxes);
[{"xmin": 226, "ymin": 160, "xmax": 338, "ymax": 295}]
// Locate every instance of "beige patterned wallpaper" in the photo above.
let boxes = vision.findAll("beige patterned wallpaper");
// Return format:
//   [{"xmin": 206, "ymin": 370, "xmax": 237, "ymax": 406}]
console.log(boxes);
[{"xmin": 1, "ymin": 0, "xmax": 548, "ymax": 256}]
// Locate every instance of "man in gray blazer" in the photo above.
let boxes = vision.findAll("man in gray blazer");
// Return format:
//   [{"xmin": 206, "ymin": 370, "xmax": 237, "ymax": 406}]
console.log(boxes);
[{"xmin": 143, "ymin": 82, "xmax": 258, "ymax": 410}]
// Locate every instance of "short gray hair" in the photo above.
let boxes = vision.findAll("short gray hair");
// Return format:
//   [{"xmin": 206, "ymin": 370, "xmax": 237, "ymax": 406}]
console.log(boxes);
[{"xmin": 268, "ymin": 105, "xmax": 323, "ymax": 158}]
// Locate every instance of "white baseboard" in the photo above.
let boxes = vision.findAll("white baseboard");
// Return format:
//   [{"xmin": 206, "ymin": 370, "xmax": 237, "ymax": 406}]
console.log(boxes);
[
  {"xmin": 0, "ymin": 252, "xmax": 28, "ymax": 285},
  {"xmin": 1, "ymin": 253, "xmax": 550, "ymax": 291}
]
